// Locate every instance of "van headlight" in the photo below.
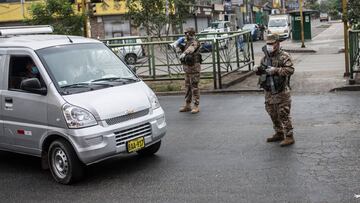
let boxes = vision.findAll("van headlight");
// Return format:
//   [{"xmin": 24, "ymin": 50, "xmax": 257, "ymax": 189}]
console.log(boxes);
[
  {"xmin": 148, "ymin": 91, "xmax": 160, "ymax": 110},
  {"xmin": 284, "ymin": 30, "xmax": 289, "ymax": 33},
  {"xmin": 62, "ymin": 104, "xmax": 97, "ymax": 129}
]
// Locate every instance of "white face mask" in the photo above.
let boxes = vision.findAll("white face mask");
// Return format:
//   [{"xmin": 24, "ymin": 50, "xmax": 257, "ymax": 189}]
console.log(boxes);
[{"xmin": 266, "ymin": 44, "xmax": 274, "ymax": 53}]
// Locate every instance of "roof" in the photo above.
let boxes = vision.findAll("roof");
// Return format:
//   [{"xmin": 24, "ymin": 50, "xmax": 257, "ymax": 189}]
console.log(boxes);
[{"xmin": 0, "ymin": 34, "xmax": 101, "ymax": 50}]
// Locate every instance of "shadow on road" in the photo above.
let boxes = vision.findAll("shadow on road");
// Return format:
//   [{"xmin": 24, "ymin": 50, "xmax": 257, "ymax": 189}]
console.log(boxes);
[{"xmin": 0, "ymin": 150, "xmax": 164, "ymax": 185}]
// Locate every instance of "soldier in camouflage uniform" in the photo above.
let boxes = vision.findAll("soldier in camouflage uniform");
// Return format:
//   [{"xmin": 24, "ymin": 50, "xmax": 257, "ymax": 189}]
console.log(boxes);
[
  {"xmin": 178, "ymin": 27, "xmax": 202, "ymax": 114},
  {"xmin": 254, "ymin": 34, "xmax": 295, "ymax": 147}
]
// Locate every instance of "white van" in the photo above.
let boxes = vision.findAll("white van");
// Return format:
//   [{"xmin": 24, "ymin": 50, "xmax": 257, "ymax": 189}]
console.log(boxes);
[
  {"xmin": 0, "ymin": 26, "xmax": 167, "ymax": 184},
  {"xmin": 267, "ymin": 15, "xmax": 291, "ymax": 39}
]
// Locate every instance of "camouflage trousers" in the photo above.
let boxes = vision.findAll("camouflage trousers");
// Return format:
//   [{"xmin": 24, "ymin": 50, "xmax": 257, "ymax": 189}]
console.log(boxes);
[
  {"xmin": 265, "ymin": 101, "xmax": 293, "ymax": 137},
  {"xmin": 184, "ymin": 72, "xmax": 200, "ymax": 106}
]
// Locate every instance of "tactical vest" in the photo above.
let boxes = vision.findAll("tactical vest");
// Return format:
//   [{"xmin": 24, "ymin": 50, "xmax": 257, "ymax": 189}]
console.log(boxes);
[
  {"xmin": 259, "ymin": 51, "xmax": 290, "ymax": 94},
  {"xmin": 182, "ymin": 39, "xmax": 202, "ymax": 66}
]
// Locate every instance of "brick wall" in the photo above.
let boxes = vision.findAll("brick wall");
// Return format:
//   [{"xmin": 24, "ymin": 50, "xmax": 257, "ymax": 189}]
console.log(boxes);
[{"xmin": 90, "ymin": 16, "xmax": 105, "ymax": 39}]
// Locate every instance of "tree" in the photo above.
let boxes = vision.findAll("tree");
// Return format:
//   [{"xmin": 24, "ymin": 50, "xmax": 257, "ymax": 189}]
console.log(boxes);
[
  {"xmin": 348, "ymin": 0, "xmax": 360, "ymax": 29},
  {"xmin": 305, "ymin": 0, "xmax": 320, "ymax": 11},
  {"xmin": 319, "ymin": 0, "xmax": 330, "ymax": 13},
  {"xmin": 319, "ymin": 0, "xmax": 342, "ymax": 20},
  {"xmin": 126, "ymin": 0, "xmax": 194, "ymax": 36},
  {"xmin": 27, "ymin": 0, "xmax": 84, "ymax": 36}
]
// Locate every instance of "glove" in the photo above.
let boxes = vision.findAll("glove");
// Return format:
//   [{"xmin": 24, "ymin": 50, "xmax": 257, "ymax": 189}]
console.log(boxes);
[
  {"xmin": 265, "ymin": 66, "xmax": 277, "ymax": 75},
  {"xmin": 252, "ymin": 65, "xmax": 260, "ymax": 72},
  {"xmin": 179, "ymin": 53, "xmax": 186, "ymax": 60}
]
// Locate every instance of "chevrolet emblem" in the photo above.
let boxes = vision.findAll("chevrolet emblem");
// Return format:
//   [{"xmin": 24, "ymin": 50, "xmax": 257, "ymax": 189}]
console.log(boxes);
[{"xmin": 125, "ymin": 109, "xmax": 135, "ymax": 115}]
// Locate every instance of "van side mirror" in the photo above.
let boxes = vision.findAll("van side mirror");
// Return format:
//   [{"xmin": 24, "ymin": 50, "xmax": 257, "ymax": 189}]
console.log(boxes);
[{"xmin": 20, "ymin": 78, "xmax": 47, "ymax": 95}]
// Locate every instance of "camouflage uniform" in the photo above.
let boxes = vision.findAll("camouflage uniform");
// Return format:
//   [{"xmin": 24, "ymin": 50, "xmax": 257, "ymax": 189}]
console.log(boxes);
[
  {"xmin": 256, "ymin": 36, "xmax": 295, "ymax": 145},
  {"xmin": 183, "ymin": 39, "xmax": 201, "ymax": 107}
]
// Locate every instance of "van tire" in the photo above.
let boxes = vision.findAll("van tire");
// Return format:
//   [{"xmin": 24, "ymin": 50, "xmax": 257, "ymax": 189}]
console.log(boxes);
[
  {"xmin": 125, "ymin": 54, "xmax": 137, "ymax": 65},
  {"xmin": 137, "ymin": 140, "xmax": 161, "ymax": 156},
  {"xmin": 48, "ymin": 139, "xmax": 84, "ymax": 184}
]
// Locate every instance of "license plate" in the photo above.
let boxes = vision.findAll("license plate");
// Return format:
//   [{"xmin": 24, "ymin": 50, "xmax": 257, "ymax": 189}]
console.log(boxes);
[{"xmin": 127, "ymin": 137, "xmax": 145, "ymax": 153}]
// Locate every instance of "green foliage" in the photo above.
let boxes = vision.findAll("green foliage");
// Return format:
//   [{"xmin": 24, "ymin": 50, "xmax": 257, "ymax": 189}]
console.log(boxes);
[
  {"xmin": 27, "ymin": 0, "xmax": 84, "ymax": 36},
  {"xmin": 348, "ymin": 0, "xmax": 360, "ymax": 29},
  {"xmin": 319, "ymin": 0, "xmax": 342, "ymax": 20},
  {"xmin": 305, "ymin": 0, "xmax": 319, "ymax": 11},
  {"xmin": 305, "ymin": 2, "xmax": 320, "ymax": 12},
  {"xmin": 126, "ymin": 0, "xmax": 194, "ymax": 36}
]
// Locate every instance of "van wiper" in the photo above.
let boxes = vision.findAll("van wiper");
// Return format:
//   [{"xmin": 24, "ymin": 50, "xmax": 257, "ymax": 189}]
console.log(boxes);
[
  {"xmin": 61, "ymin": 83, "xmax": 91, "ymax": 89},
  {"xmin": 91, "ymin": 77, "xmax": 139, "ymax": 83},
  {"xmin": 61, "ymin": 82, "xmax": 114, "ymax": 95},
  {"xmin": 61, "ymin": 82, "xmax": 113, "ymax": 89}
]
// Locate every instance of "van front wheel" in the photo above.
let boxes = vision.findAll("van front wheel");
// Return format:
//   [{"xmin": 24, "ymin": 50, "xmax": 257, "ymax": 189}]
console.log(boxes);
[
  {"xmin": 48, "ymin": 139, "xmax": 84, "ymax": 184},
  {"xmin": 137, "ymin": 140, "xmax": 161, "ymax": 156}
]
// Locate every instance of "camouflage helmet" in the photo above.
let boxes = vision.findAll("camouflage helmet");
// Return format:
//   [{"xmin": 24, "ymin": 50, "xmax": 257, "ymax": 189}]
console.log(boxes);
[
  {"xmin": 266, "ymin": 33, "xmax": 280, "ymax": 44},
  {"xmin": 184, "ymin": 27, "xmax": 196, "ymax": 36}
]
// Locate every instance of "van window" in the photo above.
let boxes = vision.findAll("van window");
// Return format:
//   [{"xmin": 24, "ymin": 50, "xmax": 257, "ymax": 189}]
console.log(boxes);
[
  {"xmin": 268, "ymin": 19, "xmax": 287, "ymax": 27},
  {"xmin": 8, "ymin": 56, "xmax": 45, "ymax": 91},
  {"xmin": 36, "ymin": 43, "xmax": 137, "ymax": 94}
]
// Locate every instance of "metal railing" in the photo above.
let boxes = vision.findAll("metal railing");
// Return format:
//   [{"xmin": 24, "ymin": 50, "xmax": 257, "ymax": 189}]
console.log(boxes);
[
  {"xmin": 101, "ymin": 31, "xmax": 254, "ymax": 89},
  {"xmin": 349, "ymin": 30, "xmax": 360, "ymax": 80}
]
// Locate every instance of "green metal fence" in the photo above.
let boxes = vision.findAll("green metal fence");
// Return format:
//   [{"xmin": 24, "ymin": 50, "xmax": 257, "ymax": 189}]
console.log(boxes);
[
  {"xmin": 349, "ymin": 30, "xmax": 360, "ymax": 80},
  {"xmin": 101, "ymin": 31, "xmax": 254, "ymax": 89}
]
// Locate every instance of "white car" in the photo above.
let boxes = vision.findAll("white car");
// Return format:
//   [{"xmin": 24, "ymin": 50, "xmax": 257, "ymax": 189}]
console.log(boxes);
[
  {"xmin": 267, "ymin": 15, "xmax": 291, "ymax": 40},
  {"xmin": 320, "ymin": 13, "xmax": 329, "ymax": 22},
  {"xmin": 105, "ymin": 37, "xmax": 146, "ymax": 65}
]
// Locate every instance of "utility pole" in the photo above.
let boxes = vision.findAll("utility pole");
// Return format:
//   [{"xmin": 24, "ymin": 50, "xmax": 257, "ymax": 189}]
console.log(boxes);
[
  {"xmin": 21, "ymin": 0, "xmax": 25, "ymax": 18},
  {"xmin": 342, "ymin": 0, "xmax": 350, "ymax": 77},
  {"xmin": 81, "ymin": 0, "xmax": 88, "ymax": 37},
  {"xmin": 244, "ymin": 0, "xmax": 248, "ymax": 24},
  {"xmin": 299, "ymin": 0, "xmax": 305, "ymax": 48},
  {"xmin": 282, "ymin": 0, "xmax": 285, "ymax": 14}
]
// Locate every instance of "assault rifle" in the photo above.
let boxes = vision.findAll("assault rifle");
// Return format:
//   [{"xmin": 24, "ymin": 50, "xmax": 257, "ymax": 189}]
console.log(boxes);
[{"xmin": 260, "ymin": 46, "xmax": 276, "ymax": 94}]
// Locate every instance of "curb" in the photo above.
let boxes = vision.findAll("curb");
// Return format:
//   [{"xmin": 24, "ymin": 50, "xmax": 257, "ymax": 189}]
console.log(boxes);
[
  {"xmin": 282, "ymin": 48, "xmax": 317, "ymax": 53},
  {"xmin": 330, "ymin": 85, "xmax": 360, "ymax": 92},
  {"xmin": 222, "ymin": 71, "xmax": 255, "ymax": 88},
  {"xmin": 156, "ymin": 89, "xmax": 263, "ymax": 96}
]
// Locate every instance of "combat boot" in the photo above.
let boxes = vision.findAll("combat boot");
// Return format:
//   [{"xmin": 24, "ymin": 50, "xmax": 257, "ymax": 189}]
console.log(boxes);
[
  {"xmin": 179, "ymin": 103, "xmax": 192, "ymax": 112},
  {"xmin": 191, "ymin": 105, "xmax": 200, "ymax": 114},
  {"xmin": 280, "ymin": 136, "xmax": 295, "ymax": 147},
  {"xmin": 266, "ymin": 133, "xmax": 284, "ymax": 142}
]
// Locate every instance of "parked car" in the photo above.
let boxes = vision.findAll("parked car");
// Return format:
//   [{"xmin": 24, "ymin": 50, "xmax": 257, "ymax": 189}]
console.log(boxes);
[
  {"xmin": 242, "ymin": 24, "xmax": 260, "ymax": 41},
  {"xmin": 205, "ymin": 20, "xmax": 232, "ymax": 33},
  {"xmin": 0, "ymin": 26, "xmax": 167, "ymax": 184},
  {"xmin": 267, "ymin": 14, "xmax": 291, "ymax": 40},
  {"xmin": 104, "ymin": 37, "xmax": 146, "ymax": 65},
  {"xmin": 198, "ymin": 32, "xmax": 229, "ymax": 52},
  {"xmin": 320, "ymin": 13, "xmax": 329, "ymax": 22}
]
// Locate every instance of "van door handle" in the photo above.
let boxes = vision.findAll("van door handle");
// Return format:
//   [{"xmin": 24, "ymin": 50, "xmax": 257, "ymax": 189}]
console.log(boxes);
[
  {"xmin": 4, "ymin": 97, "xmax": 13, "ymax": 110},
  {"xmin": 5, "ymin": 97, "xmax": 13, "ymax": 103}
]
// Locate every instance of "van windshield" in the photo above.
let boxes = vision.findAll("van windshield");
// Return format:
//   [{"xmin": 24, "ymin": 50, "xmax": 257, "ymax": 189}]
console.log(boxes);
[
  {"xmin": 37, "ymin": 43, "xmax": 137, "ymax": 94},
  {"xmin": 268, "ymin": 19, "xmax": 287, "ymax": 27}
]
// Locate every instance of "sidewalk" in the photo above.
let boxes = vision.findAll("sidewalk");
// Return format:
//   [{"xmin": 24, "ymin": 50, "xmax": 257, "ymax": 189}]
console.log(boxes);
[{"xmin": 227, "ymin": 22, "xmax": 349, "ymax": 93}]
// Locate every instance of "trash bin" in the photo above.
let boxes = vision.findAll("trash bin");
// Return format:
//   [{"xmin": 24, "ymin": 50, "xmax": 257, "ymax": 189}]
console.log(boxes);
[{"xmin": 289, "ymin": 10, "xmax": 316, "ymax": 41}]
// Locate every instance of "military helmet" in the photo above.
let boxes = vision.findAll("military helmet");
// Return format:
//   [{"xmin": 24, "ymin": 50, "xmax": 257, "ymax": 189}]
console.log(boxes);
[
  {"xmin": 184, "ymin": 27, "xmax": 196, "ymax": 36},
  {"xmin": 266, "ymin": 34, "xmax": 280, "ymax": 44}
]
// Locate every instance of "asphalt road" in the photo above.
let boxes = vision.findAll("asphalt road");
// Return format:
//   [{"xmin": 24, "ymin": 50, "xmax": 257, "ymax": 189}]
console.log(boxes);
[{"xmin": 1, "ymin": 93, "xmax": 360, "ymax": 202}]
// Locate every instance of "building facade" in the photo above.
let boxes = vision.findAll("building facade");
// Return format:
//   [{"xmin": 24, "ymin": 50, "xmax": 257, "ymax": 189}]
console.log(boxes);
[{"xmin": 0, "ymin": 0, "xmax": 272, "ymax": 39}]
